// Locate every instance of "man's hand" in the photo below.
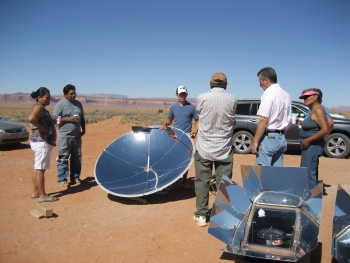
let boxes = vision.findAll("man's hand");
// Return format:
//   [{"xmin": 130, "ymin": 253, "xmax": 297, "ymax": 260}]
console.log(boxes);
[
  {"xmin": 160, "ymin": 118, "xmax": 173, "ymax": 131},
  {"xmin": 251, "ymin": 141, "xmax": 259, "ymax": 156},
  {"xmin": 251, "ymin": 116, "xmax": 268, "ymax": 156},
  {"xmin": 190, "ymin": 131, "xmax": 197, "ymax": 138},
  {"xmin": 70, "ymin": 115, "xmax": 79, "ymax": 123}
]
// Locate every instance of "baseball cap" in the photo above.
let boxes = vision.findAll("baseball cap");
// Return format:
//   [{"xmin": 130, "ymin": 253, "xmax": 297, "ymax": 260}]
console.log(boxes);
[
  {"xmin": 176, "ymin": 85, "xmax": 188, "ymax": 94},
  {"xmin": 299, "ymin": 90, "xmax": 319, "ymax": 99},
  {"xmin": 210, "ymin": 72, "xmax": 227, "ymax": 85}
]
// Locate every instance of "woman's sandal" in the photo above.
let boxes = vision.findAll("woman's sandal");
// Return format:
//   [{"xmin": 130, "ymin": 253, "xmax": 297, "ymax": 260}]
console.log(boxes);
[{"xmin": 39, "ymin": 195, "xmax": 58, "ymax": 203}]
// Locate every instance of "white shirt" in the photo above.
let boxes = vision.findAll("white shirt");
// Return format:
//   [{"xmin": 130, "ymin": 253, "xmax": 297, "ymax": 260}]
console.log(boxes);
[
  {"xmin": 257, "ymin": 83, "xmax": 291, "ymax": 131},
  {"xmin": 196, "ymin": 88, "xmax": 238, "ymax": 161}
]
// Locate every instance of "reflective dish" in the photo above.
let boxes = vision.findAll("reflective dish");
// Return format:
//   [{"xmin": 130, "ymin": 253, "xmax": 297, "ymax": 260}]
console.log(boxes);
[{"xmin": 94, "ymin": 126, "xmax": 194, "ymax": 197}]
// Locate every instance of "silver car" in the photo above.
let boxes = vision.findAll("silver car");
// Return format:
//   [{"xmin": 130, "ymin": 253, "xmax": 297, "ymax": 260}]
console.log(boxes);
[{"xmin": 0, "ymin": 119, "xmax": 29, "ymax": 146}]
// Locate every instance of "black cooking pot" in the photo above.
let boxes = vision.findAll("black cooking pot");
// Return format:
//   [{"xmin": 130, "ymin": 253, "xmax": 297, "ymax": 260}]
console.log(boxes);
[{"xmin": 257, "ymin": 226, "xmax": 286, "ymax": 246}]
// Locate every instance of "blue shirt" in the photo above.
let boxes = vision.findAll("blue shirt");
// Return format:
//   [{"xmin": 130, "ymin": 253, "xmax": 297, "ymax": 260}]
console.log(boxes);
[
  {"xmin": 300, "ymin": 116, "xmax": 321, "ymax": 139},
  {"xmin": 168, "ymin": 101, "xmax": 197, "ymax": 133},
  {"xmin": 305, "ymin": 104, "xmax": 330, "ymax": 120}
]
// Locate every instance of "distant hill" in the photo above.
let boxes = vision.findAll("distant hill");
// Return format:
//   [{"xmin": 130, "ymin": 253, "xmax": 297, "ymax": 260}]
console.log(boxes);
[
  {"xmin": 80, "ymin": 93, "xmax": 128, "ymax": 99},
  {"xmin": 1, "ymin": 93, "xmax": 348, "ymax": 111},
  {"xmin": 0, "ymin": 92, "xmax": 197, "ymax": 107},
  {"xmin": 330, "ymin": 106, "xmax": 350, "ymax": 111}
]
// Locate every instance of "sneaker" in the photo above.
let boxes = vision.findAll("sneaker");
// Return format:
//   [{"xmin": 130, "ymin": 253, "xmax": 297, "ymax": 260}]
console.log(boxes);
[
  {"xmin": 182, "ymin": 183, "xmax": 191, "ymax": 190},
  {"xmin": 75, "ymin": 179, "xmax": 82, "ymax": 185},
  {"xmin": 70, "ymin": 178, "xmax": 83, "ymax": 185},
  {"xmin": 59, "ymin": 182, "xmax": 69, "ymax": 188},
  {"xmin": 193, "ymin": 215, "xmax": 207, "ymax": 227}
]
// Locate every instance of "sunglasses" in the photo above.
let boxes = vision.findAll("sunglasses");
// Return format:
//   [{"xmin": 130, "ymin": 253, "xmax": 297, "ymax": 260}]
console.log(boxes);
[{"xmin": 302, "ymin": 94, "xmax": 317, "ymax": 100}]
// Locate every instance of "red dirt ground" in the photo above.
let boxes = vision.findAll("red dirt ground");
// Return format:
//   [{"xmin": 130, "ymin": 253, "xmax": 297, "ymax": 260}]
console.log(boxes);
[{"xmin": 0, "ymin": 115, "xmax": 349, "ymax": 263}]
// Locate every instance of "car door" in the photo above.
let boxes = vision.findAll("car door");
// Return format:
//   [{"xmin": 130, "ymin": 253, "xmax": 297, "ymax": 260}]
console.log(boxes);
[
  {"xmin": 248, "ymin": 102, "xmax": 260, "ymax": 134},
  {"xmin": 286, "ymin": 104, "xmax": 308, "ymax": 146},
  {"xmin": 234, "ymin": 102, "xmax": 251, "ymax": 130}
]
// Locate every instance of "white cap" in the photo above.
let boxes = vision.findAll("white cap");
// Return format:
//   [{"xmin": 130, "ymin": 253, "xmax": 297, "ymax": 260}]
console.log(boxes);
[{"xmin": 176, "ymin": 85, "xmax": 188, "ymax": 94}]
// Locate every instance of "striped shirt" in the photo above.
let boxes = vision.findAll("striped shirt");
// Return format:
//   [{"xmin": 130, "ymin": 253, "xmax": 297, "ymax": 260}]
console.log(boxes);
[{"xmin": 196, "ymin": 87, "xmax": 238, "ymax": 160}]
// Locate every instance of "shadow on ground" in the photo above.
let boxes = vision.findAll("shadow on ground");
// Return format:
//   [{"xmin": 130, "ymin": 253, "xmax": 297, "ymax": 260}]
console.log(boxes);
[
  {"xmin": 49, "ymin": 176, "xmax": 97, "ymax": 198},
  {"xmin": 107, "ymin": 177, "xmax": 197, "ymax": 205},
  {"xmin": 0, "ymin": 143, "xmax": 30, "ymax": 151}
]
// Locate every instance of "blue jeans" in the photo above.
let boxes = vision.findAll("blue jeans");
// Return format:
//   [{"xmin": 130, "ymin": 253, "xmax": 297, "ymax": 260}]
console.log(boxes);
[
  {"xmin": 256, "ymin": 133, "xmax": 287, "ymax": 166},
  {"xmin": 194, "ymin": 150, "xmax": 233, "ymax": 217},
  {"xmin": 57, "ymin": 137, "xmax": 82, "ymax": 183},
  {"xmin": 300, "ymin": 139, "xmax": 325, "ymax": 189}
]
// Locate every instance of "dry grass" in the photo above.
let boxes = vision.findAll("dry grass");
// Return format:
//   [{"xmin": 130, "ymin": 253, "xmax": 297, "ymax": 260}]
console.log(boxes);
[
  {"xmin": 0, "ymin": 108, "xmax": 30, "ymax": 123},
  {"xmin": 2, "ymin": 104, "xmax": 349, "ymax": 126},
  {"xmin": 329, "ymin": 110, "xmax": 350, "ymax": 118},
  {"xmin": 0, "ymin": 104, "xmax": 169, "ymax": 126},
  {"xmin": 119, "ymin": 109, "xmax": 167, "ymax": 126}
]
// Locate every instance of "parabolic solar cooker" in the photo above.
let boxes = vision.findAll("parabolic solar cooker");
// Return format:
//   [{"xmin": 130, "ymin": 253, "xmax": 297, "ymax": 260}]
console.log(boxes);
[{"xmin": 94, "ymin": 126, "xmax": 194, "ymax": 197}]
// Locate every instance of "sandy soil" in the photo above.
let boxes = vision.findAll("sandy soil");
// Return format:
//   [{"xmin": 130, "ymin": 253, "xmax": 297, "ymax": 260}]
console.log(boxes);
[{"xmin": 0, "ymin": 115, "xmax": 349, "ymax": 263}]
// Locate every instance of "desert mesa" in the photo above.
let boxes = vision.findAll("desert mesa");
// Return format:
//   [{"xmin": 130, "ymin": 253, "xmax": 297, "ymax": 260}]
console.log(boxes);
[{"xmin": 0, "ymin": 92, "xmax": 197, "ymax": 107}]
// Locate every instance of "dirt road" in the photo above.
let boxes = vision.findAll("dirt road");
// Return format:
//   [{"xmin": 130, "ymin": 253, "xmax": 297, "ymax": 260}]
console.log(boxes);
[{"xmin": 0, "ymin": 115, "xmax": 349, "ymax": 263}]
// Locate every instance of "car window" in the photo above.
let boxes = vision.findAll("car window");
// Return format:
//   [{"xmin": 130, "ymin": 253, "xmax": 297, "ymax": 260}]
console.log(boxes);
[
  {"xmin": 292, "ymin": 105, "xmax": 307, "ymax": 118},
  {"xmin": 236, "ymin": 103, "xmax": 251, "ymax": 115},
  {"xmin": 251, "ymin": 103, "xmax": 260, "ymax": 115}
]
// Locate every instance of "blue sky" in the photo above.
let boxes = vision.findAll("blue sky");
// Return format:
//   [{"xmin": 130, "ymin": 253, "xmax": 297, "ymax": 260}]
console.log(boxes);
[{"xmin": 0, "ymin": 0, "xmax": 349, "ymax": 107}]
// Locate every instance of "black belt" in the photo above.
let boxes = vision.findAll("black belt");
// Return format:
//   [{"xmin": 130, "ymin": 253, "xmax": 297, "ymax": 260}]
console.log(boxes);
[{"xmin": 266, "ymin": 130, "xmax": 285, "ymax": 134}]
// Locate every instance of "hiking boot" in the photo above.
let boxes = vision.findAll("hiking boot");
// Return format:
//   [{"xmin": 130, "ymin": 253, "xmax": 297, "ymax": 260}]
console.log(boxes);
[
  {"xmin": 59, "ymin": 182, "xmax": 69, "ymax": 188},
  {"xmin": 193, "ymin": 215, "xmax": 207, "ymax": 227},
  {"xmin": 75, "ymin": 179, "xmax": 82, "ymax": 185},
  {"xmin": 70, "ymin": 178, "xmax": 83, "ymax": 185}
]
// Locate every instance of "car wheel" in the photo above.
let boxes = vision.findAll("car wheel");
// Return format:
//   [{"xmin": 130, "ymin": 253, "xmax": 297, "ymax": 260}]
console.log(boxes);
[
  {"xmin": 324, "ymin": 133, "xmax": 350, "ymax": 158},
  {"xmin": 232, "ymin": 131, "xmax": 254, "ymax": 154}
]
